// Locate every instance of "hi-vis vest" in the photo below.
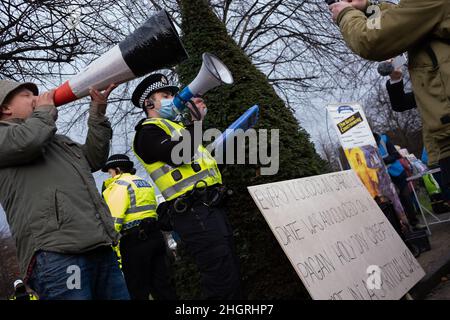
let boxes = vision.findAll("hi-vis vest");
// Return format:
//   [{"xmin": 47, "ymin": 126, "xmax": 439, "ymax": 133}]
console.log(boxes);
[
  {"xmin": 378, "ymin": 134, "xmax": 404, "ymax": 177},
  {"xmin": 134, "ymin": 118, "xmax": 222, "ymax": 201},
  {"xmin": 9, "ymin": 293, "xmax": 38, "ymax": 300},
  {"xmin": 103, "ymin": 173, "xmax": 157, "ymax": 232}
]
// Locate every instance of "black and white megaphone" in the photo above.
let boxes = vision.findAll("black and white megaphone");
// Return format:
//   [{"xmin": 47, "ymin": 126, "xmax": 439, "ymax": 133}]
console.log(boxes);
[
  {"xmin": 172, "ymin": 52, "xmax": 233, "ymax": 113},
  {"xmin": 54, "ymin": 10, "xmax": 188, "ymax": 106}
]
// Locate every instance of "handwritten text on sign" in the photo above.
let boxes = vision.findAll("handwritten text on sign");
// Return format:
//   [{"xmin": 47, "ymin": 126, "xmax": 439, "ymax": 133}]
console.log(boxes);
[{"xmin": 248, "ymin": 170, "xmax": 425, "ymax": 300}]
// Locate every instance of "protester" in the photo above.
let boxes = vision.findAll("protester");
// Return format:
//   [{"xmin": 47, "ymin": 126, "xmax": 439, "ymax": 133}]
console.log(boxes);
[
  {"xmin": 383, "ymin": 67, "xmax": 450, "ymax": 211},
  {"xmin": 374, "ymin": 132, "xmax": 421, "ymax": 228},
  {"xmin": 384, "ymin": 66, "xmax": 439, "ymax": 168},
  {"xmin": 0, "ymin": 80, "xmax": 129, "ymax": 300}
]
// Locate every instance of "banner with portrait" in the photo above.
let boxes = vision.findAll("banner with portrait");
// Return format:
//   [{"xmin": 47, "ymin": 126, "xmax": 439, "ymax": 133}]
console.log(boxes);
[{"xmin": 327, "ymin": 103, "xmax": 407, "ymax": 222}]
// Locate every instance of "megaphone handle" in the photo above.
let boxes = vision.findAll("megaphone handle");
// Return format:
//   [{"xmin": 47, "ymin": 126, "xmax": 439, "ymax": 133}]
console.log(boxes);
[
  {"xmin": 173, "ymin": 86, "xmax": 195, "ymax": 110},
  {"xmin": 185, "ymin": 99, "xmax": 202, "ymax": 121}
]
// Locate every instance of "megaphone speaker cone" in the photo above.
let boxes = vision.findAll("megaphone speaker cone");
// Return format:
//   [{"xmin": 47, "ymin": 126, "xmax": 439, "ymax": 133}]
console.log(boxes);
[
  {"xmin": 202, "ymin": 53, "xmax": 233, "ymax": 85},
  {"xmin": 53, "ymin": 10, "xmax": 188, "ymax": 107},
  {"xmin": 119, "ymin": 10, "xmax": 189, "ymax": 77},
  {"xmin": 185, "ymin": 53, "xmax": 234, "ymax": 97}
]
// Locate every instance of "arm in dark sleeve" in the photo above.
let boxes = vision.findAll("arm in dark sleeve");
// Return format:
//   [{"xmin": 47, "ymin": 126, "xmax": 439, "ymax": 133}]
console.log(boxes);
[
  {"xmin": 135, "ymin": 123, "xmax": 202, "ymax": 166},
  {"xmin": 383, "ymin": 137, "xmax": 401, "ymax": 165},
  {"xmin": 386, "ymin": 80, "xmax": 417, "ymax": 112}
]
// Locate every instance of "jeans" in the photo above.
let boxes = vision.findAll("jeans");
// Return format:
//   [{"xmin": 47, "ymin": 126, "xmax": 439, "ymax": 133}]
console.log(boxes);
[
  {"xmin": 28, "ymin": 246, "xmax": 130, "ymax": 300},
  {"xmin": 391, "ymin": 172, "xmax": 419, "ymax": 225}
]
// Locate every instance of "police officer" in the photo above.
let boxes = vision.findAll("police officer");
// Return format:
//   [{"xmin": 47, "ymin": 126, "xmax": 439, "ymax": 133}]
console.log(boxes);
[
  {"xmin": 9, "ymin": 279, "xmax": 38, "ymax": 300},
  {"xmin": 102, "ymin": 154, "xmax": 176, "ymax": 300},
  {"xmin": 131, "ymin": 73, "xmax": 242, "ymax": 300}
]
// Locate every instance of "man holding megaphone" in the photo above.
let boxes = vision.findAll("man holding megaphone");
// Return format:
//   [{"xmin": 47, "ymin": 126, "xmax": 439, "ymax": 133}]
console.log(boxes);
[
  {"xmin": 0, "ymin": 80, "xmax": 130, "ymax": 300},
  {"xmin": 131, "ymin": 55, "xmax": 242, "ymax": 300}
]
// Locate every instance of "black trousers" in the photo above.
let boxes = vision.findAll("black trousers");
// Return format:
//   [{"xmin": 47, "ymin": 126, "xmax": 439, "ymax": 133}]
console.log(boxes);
[
  {"xmin": 391, "ymin": 172, "xmax": 419, "ymax": 225},
  {"xmin": 172, "ymin": 203, "xmax": 242, "ymax": 300},
  {"xmin": 120, "ymin": 220, "xmax": 177, "ymax": 300}
]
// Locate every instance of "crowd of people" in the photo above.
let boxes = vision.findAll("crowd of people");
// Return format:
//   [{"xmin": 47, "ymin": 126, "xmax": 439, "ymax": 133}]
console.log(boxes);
[{"xmin": 0, "ymin": 72, "xmax": 242, "ymax": 300}]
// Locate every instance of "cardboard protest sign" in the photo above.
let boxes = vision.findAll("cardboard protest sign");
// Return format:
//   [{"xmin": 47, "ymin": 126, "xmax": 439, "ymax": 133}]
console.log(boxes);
[{"xmin": 248, "ymin": 170, "xmax": 425, "ymax": 300}]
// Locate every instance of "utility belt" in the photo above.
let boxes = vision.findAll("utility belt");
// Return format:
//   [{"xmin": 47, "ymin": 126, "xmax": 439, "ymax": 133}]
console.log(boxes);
[
  {"xmin": 120, "ymin": 217, "xmax": 159, "ymax": 240},
  {"xmin": 171, "ymin": 182, "xmax": 231, "ymax": 214},
  {"xmin": 157, "ymin": 181, "xmax": 232, "ymax": 231}
]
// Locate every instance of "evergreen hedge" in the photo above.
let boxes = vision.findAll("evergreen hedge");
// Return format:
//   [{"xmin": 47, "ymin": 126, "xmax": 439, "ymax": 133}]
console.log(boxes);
[{"xmin": 172, "ymin": 0, "xmax": 328, "ymax": 299}]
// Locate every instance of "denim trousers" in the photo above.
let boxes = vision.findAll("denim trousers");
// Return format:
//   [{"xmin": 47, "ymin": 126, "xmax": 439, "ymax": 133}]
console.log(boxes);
[{"xmin": 28, "ymin": 246, "xmax": 130, "ymax": 300}]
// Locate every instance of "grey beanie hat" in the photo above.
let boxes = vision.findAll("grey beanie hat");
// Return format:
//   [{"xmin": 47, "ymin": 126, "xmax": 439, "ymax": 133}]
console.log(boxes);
[{"xmin": 0, "ymin": 80, "xmax": 39, "ymax": 106}]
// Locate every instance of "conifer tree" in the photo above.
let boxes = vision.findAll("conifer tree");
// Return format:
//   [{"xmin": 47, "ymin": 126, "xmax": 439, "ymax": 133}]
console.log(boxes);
[{"xmin": 173, "ymin": 0, "xmax": 327, "ymax": 299}]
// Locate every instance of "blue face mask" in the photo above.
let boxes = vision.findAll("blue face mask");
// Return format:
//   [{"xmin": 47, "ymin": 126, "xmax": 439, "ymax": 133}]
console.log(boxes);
[{"xmin": 158, "ymin": 99, "xmax": 177, "ymax": 120}]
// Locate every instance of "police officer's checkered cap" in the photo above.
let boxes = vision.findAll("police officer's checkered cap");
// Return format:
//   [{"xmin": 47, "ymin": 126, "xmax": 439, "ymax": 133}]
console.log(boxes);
[
  {"xmin": 131, "ymin": 73, "xmax": 179, "ymax": 109},
  {"xmin": 102, "ymin": 154, "xmax": 134, "ymax": 172}
]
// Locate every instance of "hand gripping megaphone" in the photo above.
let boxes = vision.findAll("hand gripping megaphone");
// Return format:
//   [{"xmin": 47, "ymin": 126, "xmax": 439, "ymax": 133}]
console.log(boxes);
[
  {"xmin": 172, "ymin": 52, "xmax": 233, "ymax": 113},
  {"xmin": 53, "ymin": 10, "xmax": 188, "ymax": 106}
]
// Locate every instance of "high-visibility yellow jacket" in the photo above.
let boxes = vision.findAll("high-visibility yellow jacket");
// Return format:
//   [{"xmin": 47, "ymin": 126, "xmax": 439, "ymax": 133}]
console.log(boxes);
[
  {"xmin": 9, "ymin": 293, "xmax": 38, "ymax": 300},
  {"xmin": 134, "ymin": 118, "xmax": 222, "ymax": 201},
  {"xmin": 103, "ymin": 173, "xmax": 157, "ymax": 232}
]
